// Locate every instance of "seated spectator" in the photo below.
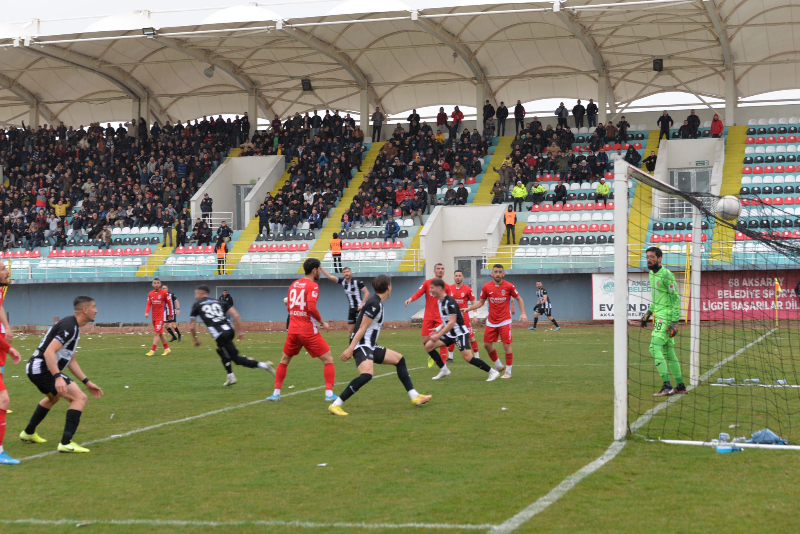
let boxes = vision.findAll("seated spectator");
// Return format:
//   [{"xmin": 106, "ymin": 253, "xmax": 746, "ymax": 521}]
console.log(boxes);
[
  {"xmin": 624, "ymin": 146, "xmax": 641, "ymax": 168},
  {"xmin": 529, "ymin": 180, "xmax": 547, "ymax": 205},
  {"xmin": 308, "ymin": 208, "xmax": 322, "ymax": 230},
  {"xmin": 678, "ymin": 120, "xmax": 693, "ymax": 139},
  {"xmin": 512, "ymin": 181, "xmax": 527, "ymax": 211},
  {"xmin": 283, "ymin": 209, "xmax": 299, "ymax": 237},
  {"xmin": 216, "ymin": 220, "xmax": 232, "ymax": 243},
  {"xmin": 384, "ymin": 216, "xmax": 400, "ymax": 242},
  {"xmin": 97, "ymin": 225, "xmax": 112, "ymax": 250},
  {"xmin": 553, "ymin": 179, "xmax": 568, "ymax": 206},
  {"xmin": 443, "ymin": 184, "xmax": 457, "ymax": 206},
  {"xmin": 596, "ymin": 178, "xmax": 610, "ymax": 205},
  {"xmin": 361, "ymin": 202, "xmax": 375, "ymax": 227},
  {"xmin": 2, "ymin": 230, "xmax": 14, "ymax": 251},
  {"xmin": 455, "ymin": 184, "xmax": 469, "ymax": 206},
  {"xmin": 491, "ymin": 181, "xmax": 506, "ymax": 204},
  {"xmin": 26, "ymin": 223, "xmax": 44, "ymax": 250},
  {"xmin": 52, "ymin": 228, "xmax": 67, "ymax": 250},
  {"xmin": 197, "ymin": 223, "xmax": 213, "ymax": 246},
  {"xmin": 341, "ymin": 211, "xmax": 353, "ymax": 233}
]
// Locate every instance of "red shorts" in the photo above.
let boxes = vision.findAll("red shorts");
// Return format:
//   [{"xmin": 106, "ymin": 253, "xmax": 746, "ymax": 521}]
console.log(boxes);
[
  {"xmin": 283, "ymin": 333, "xmax": 331, "ymax": 358},
  {"xmin": 422, "ymin": 318, "xmax": 443, "ymax": 337},
  {"xmin": 484, "ymin": 324, "xmax": 512, "ymax": 344},
  {"xmin": 152, "ymin": 321, "xmax": 164, "ymax": 334},
  {"xmin": 0, "ymin": 373, "xmax": 5, "ymax": 392}
]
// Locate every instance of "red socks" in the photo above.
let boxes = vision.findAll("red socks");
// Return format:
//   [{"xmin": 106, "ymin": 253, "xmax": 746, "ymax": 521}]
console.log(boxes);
[
  {"xmin": 440, "ymin": 347, "xmax": 448, "ymax": 361},
  {"xmin": 323, "ymin": 363, "xmax": 335, "ymax": 390},
  {"xmin": 506, "ymin": 352, "xmax": 514, "ymax": 366},
  {"xmin": 275, "ymin": 363, "xmax": 288, "ymax": 389},
  {"xmin": 163, "ymin": 343, "xmax": 169, "ymax": 349},
  {"xmin": 151, "ymin": 344, "xmax": 157, "ymax": 351},
  {"xmin": 488, "ymin": 349, "xmax": 499, "ymax": 362},
  {"xmin": 0, "ymin": 408, "xmax": 6, "ymax": 447},
  {"xmin": 471, "ymin": 340, "xmax": 480, "ymax": 354}
]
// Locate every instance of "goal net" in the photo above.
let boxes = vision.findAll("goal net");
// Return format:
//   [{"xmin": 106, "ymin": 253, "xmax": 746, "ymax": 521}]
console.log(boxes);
[{"xmin": 614, "ymin": 160, "xmax": 800, "ymax": 448}]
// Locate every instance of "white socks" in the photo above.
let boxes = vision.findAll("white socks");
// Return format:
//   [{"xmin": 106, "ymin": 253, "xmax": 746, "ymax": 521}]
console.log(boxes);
[
  {"xmin": 325, "ymin": 389, "xmax": 334, "ymax": 397},
  {"xmin": 408, "ymin": 389, "xmax": 419, "ymax": 399},
  {"xmin": 257, "ymin": 362, "xmax": 269, "ymax": 370},
  {"xmin": 505, "ymin": 365, "xmax": 513, "ymax": 374},
  {"xmin": 494, "ymin": 360, "xmax": 505, "ymax": 371},
  {"xmin": 227, "ymin": 373, "xmax": 235, "ymax": 380},
  {"xmin": 332, "ymin": 397, "xmax": 344, "ymax": 407},
  {"xmin": 272, "ymin": 388, "xmax": 281, "ymax": 396}
]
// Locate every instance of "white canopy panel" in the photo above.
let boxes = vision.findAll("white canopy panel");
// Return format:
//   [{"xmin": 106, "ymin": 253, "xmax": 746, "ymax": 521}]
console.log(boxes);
[{"xmin": 0, "ymin": 0, "xmax": 797, "ymax": 127}]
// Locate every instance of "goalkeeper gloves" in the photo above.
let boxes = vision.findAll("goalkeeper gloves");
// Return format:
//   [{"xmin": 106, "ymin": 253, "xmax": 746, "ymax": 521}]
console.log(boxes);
[
  {"xmin": 641, "ymin": 312, "xmax": 651, "ymax": 328},
  {"xmin": 668, "ymin": 321, "xmax": 678, "ymax": 338}
]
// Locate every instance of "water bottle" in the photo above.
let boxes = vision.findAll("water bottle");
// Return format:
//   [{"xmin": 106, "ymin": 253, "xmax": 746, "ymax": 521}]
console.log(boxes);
[
  {"xmin": 717, "ymin": 378, "xmax": 735, "ymax": 384},
  {"xmin": 743, "ymin": 379, "xmax": 760, "ymax": 384},
  {"xmin": 777, "ymin": 379, "xmax": 788, "ymax": 385},
  {"xmin": 719, "ymin": 432, "xmax": 730, "ymax": 442}
]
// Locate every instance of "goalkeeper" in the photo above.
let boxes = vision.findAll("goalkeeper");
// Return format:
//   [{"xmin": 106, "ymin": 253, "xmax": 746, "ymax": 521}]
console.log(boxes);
[{"xmin": 641, "ymin": 247, "xmax": 687, "ymax": 397}]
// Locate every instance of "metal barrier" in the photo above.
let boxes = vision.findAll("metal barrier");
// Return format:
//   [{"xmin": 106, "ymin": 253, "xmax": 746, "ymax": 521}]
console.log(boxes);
[{"xmin": 200, "ymin": 211, "xmax": 234, "ymax": 231}]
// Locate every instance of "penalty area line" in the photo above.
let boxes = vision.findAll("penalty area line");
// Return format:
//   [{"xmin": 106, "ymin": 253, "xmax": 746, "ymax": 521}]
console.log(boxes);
[
  {"xmin": 19, "ymin": 366, "xmax": 426, "ymax": 463},
  {"xmin": 0, "ymin": 518, "xmax": 495, "ymax": 530}
]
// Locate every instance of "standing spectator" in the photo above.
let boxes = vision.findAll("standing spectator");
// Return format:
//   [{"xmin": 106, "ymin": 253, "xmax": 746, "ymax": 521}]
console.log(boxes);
[
  {"xmin": 657, "ymin": 110, "xmax": 673, "ymax": 141},
  {"xmin": 436, "ymin": 107, "xmax": 448, "ymax": 132},
  {"xmin": 371, "ymin": 106, "xmax": 385, "ymax": 141},
  {"xmin": 483, "ymin": 99, "xmax": 495, "ymax": 128},
  {"xmin": 200, "ymin": 193, "xmax": 213, "ymax": 223},
  {"xmin": 451, "ymin": 106, "xmax": 464, "ymax": 135},
  {"xmin": 384, "ymin": 216, "xmax": 400, "ymax": 242},
  {"xmin": 595, "ymin": 178, "xmax": 610, "ymax": 205},
  {"xmin": 215, "ymin": 238, "xmax": 227, "ymax": 275},
  {"xmin": 330, "ymin": 232, "xmax": 343, "ymax": 273},
  {"xmin": 491, "ymin": 181, "xmax": 506, "ymax": 204},
  {"xmin": 219, "ymin": 290, "xmax": 234, "ymax": 310},
  {"xmin": 514, "ymin": 100, "xmax": 526, "ymax": 133},
  {"xmin": 687, "ymin": 110, "xmax": 701, "ymax": 139},
  {"xmin": 642, "ymin": 151, "xmax": 658, "ymax": 173},
  {"xmin": 496, "ymin": 101, "xmax": 508, "ymax": 136},
  {"xmin": 572, "ymin": 100, "xmax": 586, "ymax": 129},
  {"xmin": 484, "ymin": 116, "xmax": 496, "ymax": 138},
  {"xmin": 555, "ymin": 102, "xmax": 569, "ymax": 128},
  {"xmin": 162, "ymin": 210, "xmax": 175, "ymax": 247},
  {"xmin": 511, "ymin": 181, "xmax": 527, "ymax": 212},
  {"xmin": 504, "ymin": 205, "xmax": 517, "ymax": 245},
  {"xmin": 710, "ymin": 113, "xmax": 724, "ymax": 138},
  {"xmin": 553, "ymin": 179, "xmax": 568, "ymax": 206},
  {"xmin": 97, "ymin": 225, "xmax": 112, "ymax": 250},
  {"xmin": 426, "ymin": 175, "xmax": 438, "ymax": 214},
  {"xmin": 407, "ymin": 108, "xmax": 420, "ymax": 131},
  {"xmin": 175, "ymin": 219, "xmax": 187, "ymax": 248},
  {"xmin": 586, "ymin": 98, "xmax": 599, "ymax": 128},
  {"xmin": 616, "ymin": 116, "xmax": 630, "ymax": 143}
]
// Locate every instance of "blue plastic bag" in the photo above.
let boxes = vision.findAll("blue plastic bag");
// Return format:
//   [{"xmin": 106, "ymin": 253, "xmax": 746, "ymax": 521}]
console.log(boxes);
[{"xmin": 749, "ymin": 428, "xmax": 788, "ymax": 445}]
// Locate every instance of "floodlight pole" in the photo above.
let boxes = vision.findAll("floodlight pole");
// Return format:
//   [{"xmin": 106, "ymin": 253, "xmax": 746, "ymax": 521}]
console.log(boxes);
[
  {"xmin": 613, "ymin": 159, "xmax": 629, "ymax": 441},
  {"xmin": 689, "ymin": 204, "xmax": 702, "ymax": 386}
]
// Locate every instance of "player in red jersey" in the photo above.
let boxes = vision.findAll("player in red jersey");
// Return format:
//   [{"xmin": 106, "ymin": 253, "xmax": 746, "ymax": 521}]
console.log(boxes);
[
  {"xmin": 451, "ymin": 270, "xmax": 481, "ymax": 356},
  {"xmin": 144, "ymin": 277, "xmax": 173, "ymax": 357},
  {"xmin": 0, "ymin": 262, "xmax": 22, "ymax": 464},
  {"xmin": 465, "ymin": 264, "xmax": 527, "ymax": 379},
  {"xmin": 404, "ymin": 263, "xmax": 454, "ymax": 367},
  {"xmin": 267, "ymin": 258, "xmax": 337, "ymax": 403}
]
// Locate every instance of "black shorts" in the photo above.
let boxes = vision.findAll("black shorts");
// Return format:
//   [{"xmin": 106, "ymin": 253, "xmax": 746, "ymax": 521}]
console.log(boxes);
[
  {"xmin": 534, "ymin": 305, "xmax": 552, "ymax": 317},
  {"xmin": 167, "ymin": 315, "xmax": 176, "ymax": 322},
  {"xmin": 347, "ymin": 307, "xmax": 359, "ymax": 325},
  {"xmin": 442, "ymin": 333, "xmax": 469, "ymax": 351},
  {"xmin": 353, "ymin": 345, "xmax": 386, "ymax": 366},
  {"xmin": 28, "ymin": 371, "xmax": 72, "ymax": 398}
]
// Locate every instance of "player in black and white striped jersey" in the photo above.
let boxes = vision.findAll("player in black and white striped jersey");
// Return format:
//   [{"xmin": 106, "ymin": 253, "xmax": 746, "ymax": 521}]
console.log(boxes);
[
  {"xmin": 425, "ymin": 279, "xmax": 501, "ymax": 382},
  {"xmin": 322, "ymin": 267, "xmax": 370, "ymax": 334},
  {"xmin": 529, "ymin": 281, "xmax": 561, "ymax": 331},
  {"xmin": 329, "ymin": 275, "xmax": 431, "ymax": 416},
  {"xmin": 189, "ymin": 285, "xmax": 274, "ymax": 387}
]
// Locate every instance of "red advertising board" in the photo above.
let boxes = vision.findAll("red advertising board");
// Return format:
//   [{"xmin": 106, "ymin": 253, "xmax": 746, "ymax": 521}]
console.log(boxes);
[{"xmin": 700, "ymin": 271, "xmax": 800, "ymax": 320}]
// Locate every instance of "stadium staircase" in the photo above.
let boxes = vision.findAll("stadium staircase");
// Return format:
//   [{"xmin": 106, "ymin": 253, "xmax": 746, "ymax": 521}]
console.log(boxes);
[
  {"xmin": 713, "ymin": 125, "xmax": 748, "ymax": 263},
  {"xmin": 627, "ymin": 129, "xmax": 659, "ymax": 266},
  {"xmin": 472, "ymin": 137, "xmax": 514, "ymax": 205},
  {"xmin": 223, "ymin": 157, "xmax": 298, "ymax": 274},
  {"xmin": 136, "ymin": 245, "xmax": 173, "ymax": 277},
  {"xmin": 303, "ymin": 143, "xmax": 384, "ymax": 267}
]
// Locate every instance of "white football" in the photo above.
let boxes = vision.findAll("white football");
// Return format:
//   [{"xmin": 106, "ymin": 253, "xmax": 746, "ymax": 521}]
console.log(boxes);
[
  {"xmin": 717, "ymin": 195, "xmax": 741, "ymax": 221},
  {"xmin": 283, "ymin": 297, "xmax": 288, "ymax": 305}
]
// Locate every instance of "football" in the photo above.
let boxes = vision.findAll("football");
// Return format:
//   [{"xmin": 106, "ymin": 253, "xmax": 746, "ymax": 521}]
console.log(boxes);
[
  {"xmin": 283, "ymin": 297, "xmax": 288, "ymax": 305},
  {"xmin": 716, "ymin": 195, "xmax": 741, "ymax": 221}
]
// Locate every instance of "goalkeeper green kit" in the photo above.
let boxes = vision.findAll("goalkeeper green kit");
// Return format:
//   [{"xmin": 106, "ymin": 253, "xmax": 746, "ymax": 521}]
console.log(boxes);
[{"xmin": 648, "ymin": 266, "xmax": 683, "ymax": 385}]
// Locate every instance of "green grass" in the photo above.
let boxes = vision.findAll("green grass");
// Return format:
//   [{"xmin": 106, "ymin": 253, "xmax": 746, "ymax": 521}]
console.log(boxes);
[{"xmin": 1, "ymin": 326, "xmax": 799, "ymax": 533}]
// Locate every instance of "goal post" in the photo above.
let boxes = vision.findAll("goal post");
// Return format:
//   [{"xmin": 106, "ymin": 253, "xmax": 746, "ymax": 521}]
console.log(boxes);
[{"xmin": 616, "ymin": 160, "xmax": 800, "ymax": 449}]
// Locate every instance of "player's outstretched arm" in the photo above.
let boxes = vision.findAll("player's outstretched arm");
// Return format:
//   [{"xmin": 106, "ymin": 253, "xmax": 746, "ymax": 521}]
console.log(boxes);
[
  {"xmin": 190, "ymin": 318, "xmax": 201, "ymax": 346},
  {"xmin": 229, "ymin": 306, "xmax": 245, "ymax": 340},
  {"xmin": 320, "ymin": 267, "xmax": 338, "ymax": 283},
  {"xmin": 68, "ymin": 357, "xmax": 103, "ymax": 399},
  {"xmin": 465, "ymin": 298, "xmax": 486, "ymax": 314},
  {"xmin": 406, "ymin": 282, "xmax": 427, "ymax": 306}
]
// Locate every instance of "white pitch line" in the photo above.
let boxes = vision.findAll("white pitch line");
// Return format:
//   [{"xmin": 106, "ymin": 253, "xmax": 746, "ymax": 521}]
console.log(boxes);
[
  {"xmin": 19, "ymin": 366, "xmax": 425, "ymax": 463},
  {"xmin": 630, "ymin": 328, "xmax": 777, "ymax": 434},
  {"xmin": 0, "ymin": 518, "xmax": 494, "ymax": 530},
  {"xmin": 489, "ymin": 441, "xmax": 626, "ymax": 534}
]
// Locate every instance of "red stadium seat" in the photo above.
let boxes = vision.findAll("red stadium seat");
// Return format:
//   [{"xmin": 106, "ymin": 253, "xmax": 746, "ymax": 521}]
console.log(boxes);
[
  {"xmin": 594, "ymin": 202, "xmax": 605, "ymax": 210},
  {"xmin": 545, "ymin": 173, "xmax": 554, "ymax": 181},
  {"xmin": 633, "ymin": 142, "xmax": 643, "ymax": 149},
  {"xmin": 393, "ymin": 209, "xmax": 402, "ymax": 217},
  {"xmin": 87, "ymin": 249, "xmax": 96, "ymax": 257},
  {"xmin": 123, "ymin": 248, "xmax": 133, "ymax": 256},
  {"xmin": 673, "ymin": 234, "xmax": 683, "ymax": 242},
  {"xmin": 790, "ymin": 135, "xmax": 799, "ymax": 143},
  {"xmin": 782, "ymin": 230, "xmax": 792, "ymax": 238},
  {"xmin": 257, "ymin": 244, "xmax": 267, "ymax": 252},
  {"xmin": 600, "ymin": 224, "xmax": 610, "ymax": 232},
  {"xmin": 763, "ymin": 197, "xmax": 772, "ymax": 205},
  {"xmin": 794, "ymin": 230, "xmax": 800, "ymax": 238},
  {"xmin": 67, "ymin": 249, "xmax": 76, "ymax": 257},
  {"xmin": 683, "ymin": 233, "xmax": 692, "ymax": 242},
  {"xmin": 785, "ymin": 197, "xmax": 795, "ymax": 205},
  {"xmin": 175, "ymin": 246, "xmax": 184, "ymax": 254},
  {"xmin": 556, "ymin": 225, "xmax": 566, "ymax": 233},
  {"xmin": 701, "ymin": 233, "xmax": 708, "ymax": 242},
  {"xmin": 133, "ymin": 247, "xmax": 141, "ymax": 255},
  {"xmin": 22, "ymin": 250, "xmax": 31, "ymax": 258},
  {"xmin": 578, "ymin": 224, "xmax": 588, "ymax": 232},
  {"xmin": 278, "ymin": 244, "xmax": 288, "ymax": 252},
  {"xmin": 374, "ymin": 241, "xmax": 382, "ymax": 249},
  {"xmin": 753, "ymin": 166, "xmax": 763, "ymax": 173},
  {"xmin": 393, "ymin": 241, "xmax": 402, "ymax": 249},
  {"xmin": 299, "ymin": 243, "xmax": 309, "ymax": 251},
  {"xmin": 268, "ymin": 244, "xmax": 278, "ymax": 252},
  {"xmin": 767, "ymin": 136, "xmax": 776, "ymax": 144},
  {"xmin": 778, "ymin": 136, "xmax": 787, "ymax": 143},
  {"xmin": 742, "ymin": 166, "xmax": 752, "ymax": 174},
  {"xmin": 604, "ymin": 143, "xmax": 613, "ymax": 151},
  {"xmin": 567, "ymin": 224, "xmax": 577, "ymax": 233},
  {"xmin": 32, "ymin": 250, "xmax": 41, "ymax": 258},
  {"xmin": 735, "ymin": 232, "xmax": 745, "ymax": 241},
  {"xmin": 553, "ymin": 203, "xmax": 562, "ymax": 211},
  {"xmin": 113, "ymin": 248, "xmax": 123, "ymax": 256},
  {"xmin": 765, "ymin": 165, "xmax": 774, "ymax": 173},
  {"xmin": 352, "ymin": 242, "xmax": 362, "ymax": 249},
  {"xmin": 185, "ymin": 246, "xmax": 195, "ymax": 254},
  {"xmin": 249, "ymin": 244, "xmax": 258, "ymax": 252},
  {"xmin": 589, "ymin": 224, "xmax": 599, "ymax": 232},
  {"xmin": 776, "ymin": 165, "xmax": 785, "ymax": 173},
  {"xmin": 523, "ymin": 225, "xmax": 534, "ymax": 234},
  {"xmin": 288, "ymin": 244, "xmax": 299, "ymax": 251},
  {"xmin": 144, "ymin": 248, "xmax": 152, "ymax": 255},
  {"xmin": 545, "ymin": 225, "xmax": 555, "ymax": 233},
  {"xmin": 787, "ymin": 165, "xmax": 797, "ymax": 173},
  {"xmin": 574, "ymin": 203, "xmax": 583, "ymax": 211},
  {"xmin": 613, "ymin": 143, "xmax": 622, "ymax": 150},
  {"xmin": 76, "ymin": 249, "xmax": 86, "ymax": 257},
  {"xmin": 661, "ymin": 234, "xmax": 673, "ymax": 243},
  {"xmin": 607, "ymin": 202, "xmax": 615, "ymax": 210},
  {"xmin": 573, "ymin": 145, "xmax": 581, "ymax": 153},
  {"xmin": 605, "ymin": 171, "xmax": 614, "ymax": 180},
  {"xmin": 58, "ymin": 249, "xmax": 67, "ymax": 257},
  {"xmin": 584, "ymin": 202, "xmax": 595, "ymax": 210},
  {"xmin": 623, "ymin": 143, "xmax": 631, "ymax": 150},
  {"xmin": 1, "ymin": 251, "xmax": 10, "ymax": 259},
  {"xmin": 650, "ymin": 234, "xmax": 661, "ymax": 243},
  {"xmin": 466, "ymin": 176, "xmax": 476, "ymax": 184},
  {"xmin": 773, "ymin": 197, "xmax": 784, "ymax": 205},
  {"xmin": 361, "ymin": 242, "xmax": 372, "ymax": 250},
  {"xmin": 563, "ymin": 203, "xmax": 573, "ymax": 211},
  {"xmin": 342, "ymin": 242, "xmax": 352, "ymax": 250},
  {"xmin": 446, "ymin": 177, "xmax": 454, "ymax": 185},
  {"xmin": 745, "ymin": 137, "xmax": 755, "ymax": 144},
  {"xmin": 382, "ymin": 241, "xmax": 393, "ymax": 249},
  {"xmin": 542, "ymin": 204, "xmax": 552, "ymax": 212},
  {"xmin": 530, "ymin": 204, "xmax": 541, "ymax": 212},
  {"xmin": 534, "ymin": 225, "xmax": 545, "ymax": 234},
  {"xmin": 48, "ymin": 250, "xmax": 58, "ymax": 258},
  {"xmin": 756, "ymin": 137, "xmax": 766, "ymax": 144}
]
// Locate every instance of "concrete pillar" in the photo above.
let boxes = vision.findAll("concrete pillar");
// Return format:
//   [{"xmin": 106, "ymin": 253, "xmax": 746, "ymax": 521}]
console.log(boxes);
[
  {"xmin": 143, "ymin": 94, "xmax": 151, "ymax": 138},
  {"xmin": 360, "ymin": 87, "xmax": 370, "ymax": 140},
  {"xmin": 248, "ymin": 89, "xmax": 258, "ymax": 140},
  {"xmin": 724, "ymin": 69, "xmax": 736, "ymax": 126},
  {"xmin": 598, "ymin": 76, "xmax": 608, "ymax": 125},
  {"xmin": 476, "ymin": 81, "xmax": 485, "ymax": 129},
  {"xmin": 28, "ymin": 99, "xmax": 39, "ymax": 129}
]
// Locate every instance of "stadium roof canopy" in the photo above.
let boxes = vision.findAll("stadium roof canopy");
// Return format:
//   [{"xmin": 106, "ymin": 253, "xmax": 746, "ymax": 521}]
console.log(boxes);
[{"xmin": 0, "ymin": 0, "xmax": 798, "ymax": 128}]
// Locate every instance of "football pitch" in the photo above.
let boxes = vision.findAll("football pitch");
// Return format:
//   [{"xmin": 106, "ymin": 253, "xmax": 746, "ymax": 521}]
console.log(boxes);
[{"xmin": 1, "ymin": 326, "xmax": 799, "ymax": 533}]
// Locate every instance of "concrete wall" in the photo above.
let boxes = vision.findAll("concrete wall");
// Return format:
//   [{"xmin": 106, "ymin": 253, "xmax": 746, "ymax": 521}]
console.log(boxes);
[
  {"xmin": 243, "ymin": 156, "xmax": 284, "ymax": 222},
  {"xmin": 190, "ymin": 156, "xmax": 284, "ymax": 228},
  {"xmin": 3, "ymin": 273, "xmax": 597, "ymax": 327}
]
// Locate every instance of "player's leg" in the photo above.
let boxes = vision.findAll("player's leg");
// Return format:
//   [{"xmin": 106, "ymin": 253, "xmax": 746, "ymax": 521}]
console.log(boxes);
[
  {"xmin": 267, "ymin": 336, "xmax": 296, "ymax": 400},
  {"xmin": 329, "ymin": 355, "xmax": 373, "ymax": 416},
  {"xmin": 500, "ymin": 326, "xmax": 514, "ymax": 378},
  {"xmin": 147, "ymin": 331, "xmax": 160, "ymax": 356},
  {"xmin": 423, "ymin": 338, "xmax": 450, "ymax": 380},
  {"xmin": 316, "ymin": 350, "xmax": 338, "ymax": 401},
  {"xmin": 159, "ymin": 332, "xmax": 170, "ymax": 354},
  {"xmin": 664, "ymin": 337, "xmax": 686, "ymax": 393},
  {"xmin": 379, "ymin": 348, "xmax": 431, "ymax": 405},
  {"xmin": 650, "ymin": 331, "xmax": 674, "ymax": 396},
  {"xmin": 217, "ymin": 334, "xmax": 274, "ymax": 387},
  {"xmin": 549, "ymin": 310, "xmax": 561, "ymax": 331},
  {"xmin": 21, "ymin": 371, "xmax": 63, "ymax": 444},
  {"xmin": 458, "ymin": 336, "xmax": 500, "ymax": 380},
  {"xmin": 483, "ymin": 328, "xmax": 505, "ymax": 372},
  {"xmin": 0, "ymin": 383, "xmax": 18, "ymax": 464},
  {"xmin": 529, "ymin": 310, "xmax": 540, "ymax": 330},
  {"xmin": 347, "ymin": 307, "xmax": 357, "ymax": 335},
  {"xmin": 55, "ymin": 380, "xmax": 91, "ymax": 452}
]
